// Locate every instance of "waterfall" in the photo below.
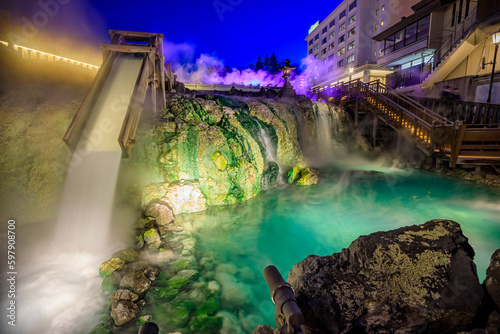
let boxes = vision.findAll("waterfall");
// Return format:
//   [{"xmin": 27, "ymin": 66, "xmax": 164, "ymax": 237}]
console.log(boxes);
[
  {"xmin": 257, "ymin": 122, "xmax": 278, "ymax": 166},
  {"xmin": 9, "ymin": 54, "xmax": 144, "ymax": 334},
  {"xmin": 255, "ymin": 122, "xmax": 283, "ymax": 188},
  {"xmin": 310, "ymin": 102, "xmax": 342, "ymax": 164}
]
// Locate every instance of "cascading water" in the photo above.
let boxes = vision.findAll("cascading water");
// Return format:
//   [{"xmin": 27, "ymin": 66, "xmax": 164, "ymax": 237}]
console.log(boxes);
[
  {"xmin": 256, "ymin": 123, "xmax": 278, "ymax": 166},
  {"xmin": 309, "ymin": 102, "xmax": 341, "ymax": 164},
  {"xmin": 2, "ymin": 54, "xmax": 143, "ymax": 334},
  {"xmin": 255, "ymin": 122, "xmax": 283, "ymax": 188}
]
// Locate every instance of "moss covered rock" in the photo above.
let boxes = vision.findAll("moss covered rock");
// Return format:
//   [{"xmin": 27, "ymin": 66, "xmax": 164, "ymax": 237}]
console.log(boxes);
[
  {"xmin": 99, "ymin": 257, "xmax": 125, "ymax": 278},
  {"xmin": 296, "ymin": 168, "xmax": 319, "ymax": 186},
  {"xmin": 195, "ymin": 296, "xmax": 220, "ymax": 316},
  {"xmin": 151, "ymin": 299, "xmax": 195, "ymax": 329},
  {"xmin": 167, "ymin": 269, "xmax": 199, "ymax": 289},
  {"xmin": 287, "ymin": 220, "xmax": 483, "ymax": 333},
  {"xmin": 144, "ymin": 229, "xmax": 161, "ymax": 249},
  {"xmin": 148, "ymin": 95, "xmax": 320, "ymax": 210},
  {"xmin": 188, "ymin": 314, "xmax": 223, "ymax": 334}
]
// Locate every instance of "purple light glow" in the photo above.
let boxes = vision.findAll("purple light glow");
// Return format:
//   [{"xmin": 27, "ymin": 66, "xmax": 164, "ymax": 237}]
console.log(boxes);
[{"xmin": 165, "ymin": 41, "xmax": 326, "ymax": 96}]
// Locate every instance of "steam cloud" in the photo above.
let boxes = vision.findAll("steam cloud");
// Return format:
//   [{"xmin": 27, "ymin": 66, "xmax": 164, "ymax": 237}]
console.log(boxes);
[{"xmin": 163, "ymin": 40, "xmax": 325, "ymax": 96}]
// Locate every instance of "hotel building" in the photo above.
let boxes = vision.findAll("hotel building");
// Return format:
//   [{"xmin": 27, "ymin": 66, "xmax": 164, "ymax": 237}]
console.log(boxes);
[{"xmin": 304, "ymin": 0, "xmax": 420, "ymax": 92}]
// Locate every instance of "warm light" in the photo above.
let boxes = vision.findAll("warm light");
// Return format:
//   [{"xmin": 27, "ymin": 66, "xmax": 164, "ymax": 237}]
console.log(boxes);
[
  {"xmin": 492, "ymin": 30, "xmax": 500, "ymax": 45},
  {"xmin": 349, "ymin": 67, "xmax": 354, "ymax": 73},
  {"xmin": 8, "ymin": 43, "xmax": 100, "ymax": 70},
  {"xmin": 0, "ymin": 41, "xmax": 8, "ymax": 47}
]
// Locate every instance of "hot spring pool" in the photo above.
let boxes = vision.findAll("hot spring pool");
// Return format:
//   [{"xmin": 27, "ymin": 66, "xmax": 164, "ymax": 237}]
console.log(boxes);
[{"xmin": 176, "ymin": 167, "xmax": 500, "ymax": 330}]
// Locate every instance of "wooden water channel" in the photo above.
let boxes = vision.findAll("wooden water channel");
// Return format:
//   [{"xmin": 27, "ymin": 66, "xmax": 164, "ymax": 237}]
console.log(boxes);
[{"xmin": 320, "ymin": 80, "xmax": 500, "ymax": 167}]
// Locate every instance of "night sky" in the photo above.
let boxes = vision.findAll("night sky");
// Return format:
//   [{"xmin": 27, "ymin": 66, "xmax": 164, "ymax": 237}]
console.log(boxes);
[{"xmin": 4, "ymin": 0, "xmax": 343, "ymax": 68}]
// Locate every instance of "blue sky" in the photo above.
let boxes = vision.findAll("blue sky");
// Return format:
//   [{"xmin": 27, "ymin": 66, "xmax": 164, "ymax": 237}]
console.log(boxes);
[{"xmin": 4, "ymin": 0, "xmax": 343, "ymax": 68}]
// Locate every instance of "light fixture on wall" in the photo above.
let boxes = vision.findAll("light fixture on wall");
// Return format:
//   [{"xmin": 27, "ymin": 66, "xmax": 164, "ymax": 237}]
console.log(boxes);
[{"xmin": 487, "ymin": 29, "xmax": 500, "ymax": 103}]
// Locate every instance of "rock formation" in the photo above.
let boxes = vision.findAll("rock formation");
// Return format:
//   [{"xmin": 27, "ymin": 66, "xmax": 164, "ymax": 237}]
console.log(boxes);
[
  {"xmin": 137, "ymin": 95, "xmax": 344, "ymax": 213},
  {"xmin": 285, "ymin": 220, "xmax": 484, "ymax": 334}
]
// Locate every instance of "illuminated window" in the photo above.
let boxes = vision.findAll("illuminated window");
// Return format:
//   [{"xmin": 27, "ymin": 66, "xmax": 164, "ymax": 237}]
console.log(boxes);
[
  {"xmin": 340, "ymin": 10, "xmax": 346, "ymax": 19},
  {"xmin": 348, "ymin": 28, "xmax": 356, "ymax": 37},
  {"xmin": 376, "ymin": 9, "xmax": 379, "ymax": 15},
  {"xmin": 375, "ymin": 23, "xmax": 378, "ymax": 30},
  {"xmin": 349, "ymin": 14, "xmax": 356, "ymax": 24},
  {"xmin": 348, "ymin": 41, "xmax": 355, "ymax": 50},
  {"xmin": 348, "ymin": 54, "xmax": 355, "ymax": 63},
  {"xmin": 382, "ymin": 5, "xmax": 385, "ymax": 11},
  {"xmin": 322, "ymin": 27, "xmax": 328, "ymax": 34},
  {"xmin": 329, "ymin": 31, "xmax": 335, "ymax": 39},
  {"xmin": 338, "ymin": 47, "xmax": 345, "ymax": 55},
  {"xmin": 340, "ymin": 23, "xmax": 346, "ymax": 31},
  {"xmin": 381, "ymin": 20, "xmax": 384, "ymax": 26},
  {"xmin": 328, "ymin": 42, "xmax": 335, "ymax": 50},
  {"xmin": 314, "ymin": 44, "xmax": 319, "ymax": 51},
  {"xmin": 339, "ymin": 35, "xmax": 345, "ymax": 43}
]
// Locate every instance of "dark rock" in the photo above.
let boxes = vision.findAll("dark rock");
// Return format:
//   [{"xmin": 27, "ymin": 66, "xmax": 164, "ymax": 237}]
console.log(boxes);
[
  {"xmin": 485, "ymin": 249, "xmax": 500, "ymax": 309},
  {"xmin": 486, "ymin": 310, "xmax": 500, "ymax": 334},
  {"xmin": 287, "ymin": 220, "xmax": 483, "ymax": 334},
  {"xmin": 111, "ymin": 300, "xmax": 139, "ymax": 326},
  {"xmin": 119, "ymin": 272, "xmax": 151, "ymax": 294},
  {"xmin": 111, "ymin": 289, "xmax": 139, "ymax": 306}
]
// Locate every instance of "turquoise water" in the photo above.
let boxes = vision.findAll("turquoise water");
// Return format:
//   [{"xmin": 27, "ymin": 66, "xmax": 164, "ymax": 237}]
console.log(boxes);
[{"xmin": 178, "ymin": 167, "xmax": 500, "ymax": 329}]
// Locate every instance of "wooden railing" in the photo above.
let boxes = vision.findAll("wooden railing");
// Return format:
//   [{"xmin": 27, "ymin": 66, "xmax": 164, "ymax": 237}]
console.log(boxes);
[
  {"xmin": 323, "ymin": 79, "xmax": 500, "ymax": 167},
  {"xmin": 413, "ymin": 97, "xmax": 500, "ymax": 126}
]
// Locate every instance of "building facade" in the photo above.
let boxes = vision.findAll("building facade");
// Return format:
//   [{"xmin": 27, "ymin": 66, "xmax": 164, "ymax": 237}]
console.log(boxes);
[
  {"xmin": 304, "ymin": 0, "xmax": 419, "ymax": 93},
  {"xmin": 372, "ymin": 0, "xmax": 500, "ymax": 103}
]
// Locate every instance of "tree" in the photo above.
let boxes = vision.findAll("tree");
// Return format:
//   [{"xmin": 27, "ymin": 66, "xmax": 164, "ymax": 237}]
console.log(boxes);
[
  {"xmin": 263, "ymin": 54, "xmax": 270, "ymax": 72},
  {"xmin": 269, "ymin": 53, "xmax": 280, "ymax": 74},
  {"xmin": 255, "ymin": 56, "xmax": 264, "ymax": 71}
]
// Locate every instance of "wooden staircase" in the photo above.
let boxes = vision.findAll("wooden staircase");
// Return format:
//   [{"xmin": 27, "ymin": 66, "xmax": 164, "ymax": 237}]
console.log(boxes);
[{"xmin": 319, "ymin": 79, "xmax": 500, "ymax": 167}]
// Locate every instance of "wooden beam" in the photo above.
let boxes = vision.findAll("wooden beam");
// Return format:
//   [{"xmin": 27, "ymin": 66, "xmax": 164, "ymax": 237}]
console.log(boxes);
[
  {"xmin": 63, "ymin": 54, "xmax": 116, "ymax": 151},
  {"xmin": 118, "ymin": 53, "xmax": 153, "ymax": 156},
  {"xmin": 109, "ymin": 30, "xmax": 164, "ymax": 41},
  {"xmin": 100, "ymin": 44, "xmax": 156, "ymax": 54}
]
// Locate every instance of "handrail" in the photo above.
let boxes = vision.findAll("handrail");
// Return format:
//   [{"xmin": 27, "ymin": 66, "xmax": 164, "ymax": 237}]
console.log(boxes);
[
  {"xmin": 366, "ymin": 80, "xmax": 451, "ymax": 124},
  {"xmin": 413, "ymin": 97, "xmax": 500, "ymax": 126},
  {"xmin": 422, "ymin": 5, "xmax": 477, "ymax": 79}
]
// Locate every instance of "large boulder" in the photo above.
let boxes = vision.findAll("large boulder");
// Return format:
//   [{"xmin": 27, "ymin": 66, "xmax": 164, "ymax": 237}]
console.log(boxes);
[
  {"xmin": 287, "ymin": 220, "xmax": 483, "ymax": 334},
  {"xmin": 485, "ymin": 249, "xmax": 500, "ymax": 309},
  {"xmin": 110, "ymin": 289, "xmax": 140, "ymax": 326}
]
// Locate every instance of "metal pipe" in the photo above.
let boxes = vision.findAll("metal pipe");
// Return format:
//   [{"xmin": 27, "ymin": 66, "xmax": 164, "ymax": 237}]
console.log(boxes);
[
  {"xmin": 138, "ymin": 322, "xmax": 159, "ymax": 334},
  {"xmin": 263, "ymin": 265, "xmax": 304, "ymax": 334},
  {"xmin": 487, "ymin": 43, "xmax": 498, "ymax": 104}
]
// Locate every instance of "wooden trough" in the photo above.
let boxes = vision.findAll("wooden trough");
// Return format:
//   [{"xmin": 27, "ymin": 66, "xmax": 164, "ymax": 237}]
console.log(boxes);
[{"xmin": 63, "ymin": 30, "xmax": 166, "ymax": 157}]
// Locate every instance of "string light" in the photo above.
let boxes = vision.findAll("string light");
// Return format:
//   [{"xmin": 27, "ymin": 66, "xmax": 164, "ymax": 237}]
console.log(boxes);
[{"xmin": 0, "ymin": 40, "xmax": 100, "ymax": 71}]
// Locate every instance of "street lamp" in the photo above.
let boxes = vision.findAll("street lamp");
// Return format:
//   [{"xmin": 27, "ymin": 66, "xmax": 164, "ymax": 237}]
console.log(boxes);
[{"xmin": 487, "ymin": 30, "xmax": 500, "ymax": 104}]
